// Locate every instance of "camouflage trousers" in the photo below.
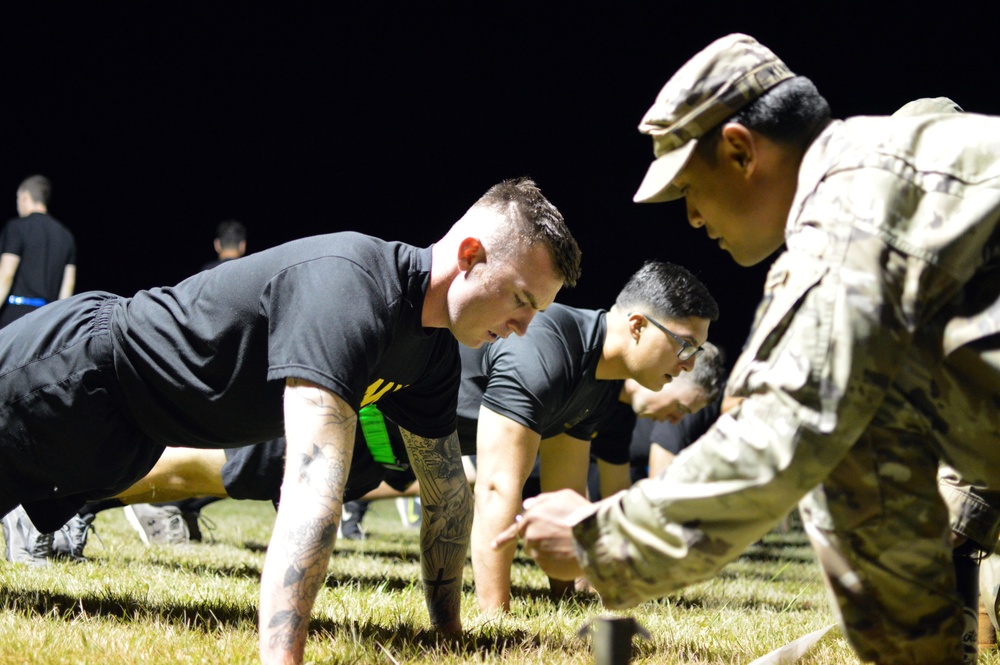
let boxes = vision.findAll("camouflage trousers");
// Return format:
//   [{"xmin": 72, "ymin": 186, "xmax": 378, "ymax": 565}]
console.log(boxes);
[{"xmin": 800, "ymin": 339, "xmax": 1000, "ymax": 665}]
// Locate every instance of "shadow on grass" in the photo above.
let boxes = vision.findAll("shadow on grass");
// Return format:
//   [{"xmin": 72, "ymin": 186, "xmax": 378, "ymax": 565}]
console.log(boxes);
[
  {"xmin": 0, "ymin": 585, "xmax": 260, "ymax": 630},
  {"xmin": 738, "ymin": 544, "xmax": 815, "ymax": 565},
  {"xmin": 508, "ymin": 582, "xmax": 603, "ymax": 608},
  {"xmin": 241, "ymin": 540, "xmax": 269, "ymax": 553},
  {"xmin": 332, "ymin": 545, "xmax": 421, "ymax": 565},
  {"xmin": 324, "ymin": 572, "xmax": 419, "ymax": 593},
  {"xmin": 109, "ymin": 553, "xmax": 264, "ymax": 581},
  {"xmin": 101, "ymin": 554, "xmax": 455, "ymax": 597},
  {"xmin": 663, "ymin": 592, "xmax": 813, "ymax": 613},
  {"xmin": 104, "ymin": 550, "xmax": 477, "ymax": 599},
  {"xmin": 324, "ymin": 568, "xmax": 601, "ymax": 610},
  {"xmin": 311, "ymin": 618, "xmax": 545, "ymax": 656},
  {"xmin": 0, "ymin": 586, "xmax": 547, "ymax": 656}
]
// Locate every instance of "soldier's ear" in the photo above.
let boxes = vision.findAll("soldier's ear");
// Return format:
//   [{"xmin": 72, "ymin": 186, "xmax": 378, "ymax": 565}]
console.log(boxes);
[
  {"xmin": 720, "ymin": 123, "xmax": 756, "ymax": 175},
  {"xmin": 457, "ymin": 237, "xmax": 485, "ymax": 273},
  {"xmin": 628, "ymin": 313, "xmax": 646, "ymax": 342}
]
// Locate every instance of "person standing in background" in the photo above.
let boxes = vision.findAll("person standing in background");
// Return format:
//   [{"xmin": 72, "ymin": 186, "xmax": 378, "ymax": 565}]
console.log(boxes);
[
  {"xmin": 0, "ymin": 175, "xmax": 76, "ymax": 328},
  {"xmin": 202, "ymin": 219, "xmax": 246, "ymax": 270}
]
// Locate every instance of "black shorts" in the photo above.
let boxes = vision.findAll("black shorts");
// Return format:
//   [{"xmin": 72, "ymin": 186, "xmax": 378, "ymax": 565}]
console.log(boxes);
[
  {"xmin": 0, "ymin": 293, "xmax": 165, "ymax": 531},
  {"xmin": 221, "ymin": 425, "xmax": 416, "ymax": 505}
]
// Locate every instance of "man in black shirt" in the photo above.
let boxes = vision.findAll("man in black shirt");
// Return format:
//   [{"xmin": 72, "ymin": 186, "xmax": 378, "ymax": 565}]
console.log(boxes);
[
  {"xmin": 517, "ymin": 341, "xmax": 725, "ymax": 502},
  {"xmin": 202, "ymin": 219, "xmax": 247, "ymax": 271},
  {"xmin": 102, "ymin": 261, "xmax": 719, "ymax": 615},
  {"xmin": 0, "ymin": 177, "xmax": 581, "ymax": 665},
  {"xmin": 467, "ymin": 261, "xmax": 718, "ymax": 612},
  {"xmin": 0, "ymin": 175, "xmax": 76, "ymax": 328}
]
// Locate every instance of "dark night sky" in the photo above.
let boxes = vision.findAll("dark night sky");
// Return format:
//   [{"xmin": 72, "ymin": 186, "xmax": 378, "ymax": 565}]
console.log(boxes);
[{"xmin": 2, "ymin": 4, "xmax": 996, "ymax": 364}]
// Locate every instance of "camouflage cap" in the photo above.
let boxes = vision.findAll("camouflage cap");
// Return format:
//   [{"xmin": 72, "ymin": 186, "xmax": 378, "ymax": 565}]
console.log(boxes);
[{"xmin": 633, "ymin": 34, "xmax": 795, "ymax": 203}]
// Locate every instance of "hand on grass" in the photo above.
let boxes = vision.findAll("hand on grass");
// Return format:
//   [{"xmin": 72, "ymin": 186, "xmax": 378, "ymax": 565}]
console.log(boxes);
[{"xmin": 492, "ymin": 489, "xmax": 589, "ymax": 581}]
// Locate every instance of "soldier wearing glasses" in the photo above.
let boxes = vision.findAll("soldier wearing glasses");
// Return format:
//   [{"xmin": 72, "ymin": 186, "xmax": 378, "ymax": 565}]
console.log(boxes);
[{"xmin": 469, "ymin": 260, "xmax": 718, "ymax": 611}]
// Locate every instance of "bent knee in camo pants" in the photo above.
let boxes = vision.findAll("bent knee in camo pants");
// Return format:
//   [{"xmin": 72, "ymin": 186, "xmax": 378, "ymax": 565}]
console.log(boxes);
[{"xmin": 799, "ymin": 427, "xmax": 968, "ymax": 665}]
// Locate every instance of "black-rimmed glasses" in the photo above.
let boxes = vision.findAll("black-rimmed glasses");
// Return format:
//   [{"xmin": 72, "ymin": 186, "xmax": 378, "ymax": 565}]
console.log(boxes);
[{"xmin": 632, "ymin": 313, "xmax": 704, "ymax": 361}]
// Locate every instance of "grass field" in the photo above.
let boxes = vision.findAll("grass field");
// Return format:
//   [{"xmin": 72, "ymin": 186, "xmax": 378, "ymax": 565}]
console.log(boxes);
[{"xmin": 1, "ymin": 499, "xmax": 997, "ymax": 664}]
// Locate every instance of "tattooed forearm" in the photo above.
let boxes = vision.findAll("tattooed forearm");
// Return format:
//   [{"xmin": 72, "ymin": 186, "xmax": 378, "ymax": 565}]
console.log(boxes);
[
  {"xmin": 260, "ymin": 380, "xmax": 358, "ymax": 663},
  {"xmin": 260, "ymin": 509, "xmax": 341, "ymax": 662},
  {"xmin": 283, "ymin": 519, "xmax": 338, "ymax": 593},
  {"xmin": 294, "ymin": 443, "xmax": 351, "ymax": 504},
  {"xmin": 266, "ymin": 609, "xmax": 304, "ymax": 652},
  {"xmin": 400, "ymin": 429, "xmax": 473, "ymax": 630}
]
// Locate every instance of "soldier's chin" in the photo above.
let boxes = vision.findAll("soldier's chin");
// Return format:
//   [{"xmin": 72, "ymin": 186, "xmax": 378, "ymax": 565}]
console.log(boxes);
[
  {"xmin": 729, "ymin": 240, "xmax": 783, "ymax": 267},
  {"xmin": 640, "ymin": 376, "xmax": 668, "ymax": 392},
  {"xmin": 458, "ymin": 334, "xmax": 486, "ymax": 349}
]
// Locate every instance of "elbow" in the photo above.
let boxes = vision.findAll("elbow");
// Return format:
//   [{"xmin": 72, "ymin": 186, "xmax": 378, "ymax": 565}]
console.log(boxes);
[{"xmin": 474, "ymin": 473, "xmax": 520, "ymax": 515}]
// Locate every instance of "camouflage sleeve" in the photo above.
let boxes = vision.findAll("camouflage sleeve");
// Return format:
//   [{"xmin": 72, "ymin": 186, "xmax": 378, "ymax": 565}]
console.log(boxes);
[{"xmin": 572, "ymin": 165, "xmax": 935, "ymax": 607}]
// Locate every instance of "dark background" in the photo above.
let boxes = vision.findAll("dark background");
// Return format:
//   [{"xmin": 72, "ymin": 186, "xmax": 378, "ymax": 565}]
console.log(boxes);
[{"xmin": 2, "ymin": 4, "xmax": 996, "ymax": 364}]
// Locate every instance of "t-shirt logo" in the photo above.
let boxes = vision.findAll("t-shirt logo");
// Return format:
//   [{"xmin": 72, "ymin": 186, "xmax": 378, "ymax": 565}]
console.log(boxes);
[
  {"xmin": 361, "ymin": 379, "xmax": 409, "ymax": 407},
  {"xmin": 563, "ymin": 407, "xmax": 590, "ymax": 430}
]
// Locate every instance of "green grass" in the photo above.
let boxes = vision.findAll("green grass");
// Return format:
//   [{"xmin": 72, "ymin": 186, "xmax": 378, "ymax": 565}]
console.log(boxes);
[{"xmin": 0, "ymin": 500, "xmax": 996, "ymax": 664}]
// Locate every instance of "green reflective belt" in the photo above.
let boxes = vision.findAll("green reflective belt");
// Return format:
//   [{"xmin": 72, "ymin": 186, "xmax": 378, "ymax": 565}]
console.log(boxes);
[{"xmin": 358, "ymin": 404, "xmax": 407, "ymax": 471}]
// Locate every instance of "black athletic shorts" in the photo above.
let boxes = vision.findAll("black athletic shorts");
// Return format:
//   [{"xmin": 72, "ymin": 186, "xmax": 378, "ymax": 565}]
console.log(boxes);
[
  {"xmin": 0, "ymin": 293, "xmax": 165, "ymax": 531},
  {"xmin": 221, "ymin": 421, "xmax": 416, "ymax": 505}
]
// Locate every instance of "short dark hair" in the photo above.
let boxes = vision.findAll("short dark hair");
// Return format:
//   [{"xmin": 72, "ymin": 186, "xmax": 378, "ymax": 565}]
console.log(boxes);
[
  {"xmin": 615, "ymin": 261, "xmax": 720, "ymax": 322},
  {"xmin": 474, "ymin": 177, "xmax": 582, "ymax": 288},
  {"xmin": 683, "ymin": 341, "xmax": 726, "ymax": 402},
  {"xmin": 216, "ymin": 219, "xmax": 247, "ymax": 250},
  {"xmin": 18, "ymin": 175, "xmax": 51, "ymax": 206},
  {"xmin": 697, "ymin": 76, "xmax": 831, "ymax": 161}
]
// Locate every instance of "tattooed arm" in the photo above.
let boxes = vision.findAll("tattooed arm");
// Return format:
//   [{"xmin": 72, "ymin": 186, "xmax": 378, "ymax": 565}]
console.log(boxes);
[
  {"xmin": 259, "ymin": 378, "xmax": 357, "ymax": 665},
  {"xmin": 399, "ymin": 427, "xmax": 473, "ymax": 634}
]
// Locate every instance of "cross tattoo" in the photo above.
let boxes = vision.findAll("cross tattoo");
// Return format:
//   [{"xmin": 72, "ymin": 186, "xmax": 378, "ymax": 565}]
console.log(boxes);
[{"xmin": 425, "ymin": 567, "xmax": 458, "ymax": 600}]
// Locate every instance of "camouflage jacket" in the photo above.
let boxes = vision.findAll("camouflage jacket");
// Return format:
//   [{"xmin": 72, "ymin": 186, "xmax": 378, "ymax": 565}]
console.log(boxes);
[{"xmin": 574, "ymin": 113, "xmax": 1000, "ymax": 608}]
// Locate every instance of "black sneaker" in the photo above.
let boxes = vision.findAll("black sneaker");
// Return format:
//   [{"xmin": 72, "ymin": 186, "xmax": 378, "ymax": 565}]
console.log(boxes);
[
  {"xmin": 181, "ymin": 511, "xmax": 202, "ymax": 542},
  {"xmin": 180, "ymin": 511, "xmax": 216, "ymax": 544},
  {"xmin": 339, "ymin": 500, "xmax": 368, "ymax": 540},
  {"xmin": 52, "ymin": 513, "xmax": 95, "ymax": 561}
]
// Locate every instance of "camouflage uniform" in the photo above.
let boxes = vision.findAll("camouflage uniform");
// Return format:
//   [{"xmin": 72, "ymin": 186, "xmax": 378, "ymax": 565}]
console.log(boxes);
[{"xmin": 575, "ymin": 34, "xmax": 1000, "ymax": 664}]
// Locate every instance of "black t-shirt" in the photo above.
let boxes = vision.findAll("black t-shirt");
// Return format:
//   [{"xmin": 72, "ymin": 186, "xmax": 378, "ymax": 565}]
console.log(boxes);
[
  {"xmin": 588, "ymin": 398, "xmax": 636, "ymax": 465},
  {"xmin": 456, "ymin": 304, "xmax": 623, "ymax": 454},
  {"xmin": 110, "ymin": 232, "xmax": 460, "ymax": 446},
  {"xmin": 0, "ymin": 213, "xmax": 76, "ymax": 300},
  {"xmin": 628, "ymin": 393, "xmax": 723, "ymax": 482}
]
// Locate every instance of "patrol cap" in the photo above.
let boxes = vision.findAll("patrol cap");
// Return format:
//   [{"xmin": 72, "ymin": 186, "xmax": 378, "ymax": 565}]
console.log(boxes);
[{"xmin": 633, "ymin": 34, "xmax": 796, "ymax": 203}]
